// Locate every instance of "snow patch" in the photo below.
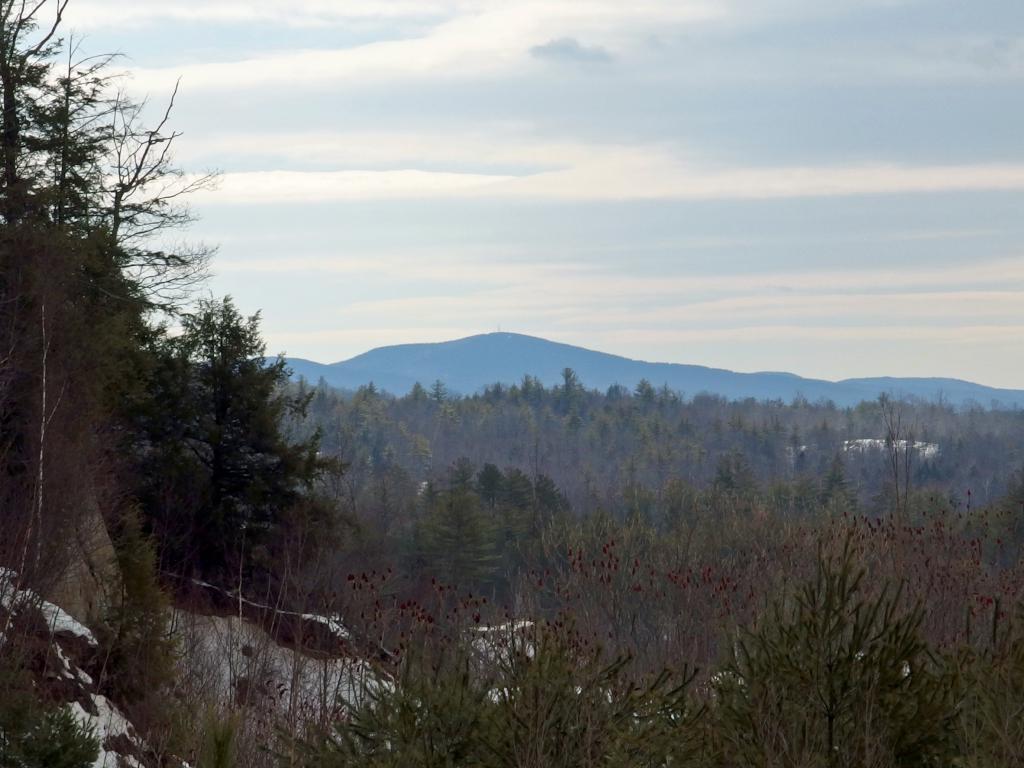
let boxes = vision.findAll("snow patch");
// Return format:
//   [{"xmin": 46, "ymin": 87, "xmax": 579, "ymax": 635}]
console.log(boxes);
[
  {"xmin": 0, "ymin": 567, "xmax": 97, "ymax": 646},
  {"xmin": 471, "ymin": 620, "xmax": 536, "ymax": 662},
  {"xmin": 53, "ymin": 642, "xmax": 92, "ymax": 684},
  {"xmin": 300, "ymin": 612, "xmax": 351, "ymax": 641},
  {"xmin": 471, "ymin": 620, "xmax": 534, "ymax": 634},
  {"xmin": 39, "ymin": 601, "xmax": 98, "ymax": 646},
  {"xmin": 67, "ymin": 694, "xmax": 142, "ymax": 768},
  {"xmin": 843, "ymin": 438, "xmax": 939, "ymax": 459},
  {"xmin": 190, "ymin": 578, "xmax": 355, "ymax": 644},
  {"xmin": 171, "ymin": 610, "xmax": 384, "ymax": 719}
]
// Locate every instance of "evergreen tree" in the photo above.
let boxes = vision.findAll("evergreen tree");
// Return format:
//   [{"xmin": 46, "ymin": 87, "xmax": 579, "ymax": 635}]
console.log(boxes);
[
  {"xmin": 557, "ymin": 367, "xmax": 581, "ymax": 415},
  {"xmin": 712, "ymin": 545, "xmax": 960, "ymax": 767},
  {"xmin": 419, "ymin": 486, "xmax": 499, "ymax": 588},
  {"xmin": 634, "ymin": 378, "xmax": 656, "ymax": 406},
  {"xmin": 408, "ymin": 381, "xmax": 427, "ymax": 401},
  {"xmin": 502, "ymin": 468, "xmax": 534, "ymax": 511},
  {"xmin": 713, "ymin": 450, "xmax": 756, "ymax": 494},
  {"xmin": 429, "ymin": 379, "xmax": 447, "ymax": 403},
  {"xmin": 0, "ymin": 702, "xmax": 99, "ymax": 768},
  {"xmin": 134, "ymin": 297, "xmax": 326, "ymax": 576},
  {"xmin": 821, "ymin": 451, "xmax": 855, "ymax": 510},
  {"xmin": 476, "ymin": 463, "xmax": 504, "ymax": 509}
]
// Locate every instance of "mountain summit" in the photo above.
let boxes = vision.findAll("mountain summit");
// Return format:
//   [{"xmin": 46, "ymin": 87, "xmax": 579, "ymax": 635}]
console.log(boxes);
[{"xmin": 286, "ymin": 333, "xmax": 1024, "ymax": 407}]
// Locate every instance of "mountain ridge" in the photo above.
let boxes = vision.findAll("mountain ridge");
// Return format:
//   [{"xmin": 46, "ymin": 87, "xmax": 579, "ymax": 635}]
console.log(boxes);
[{"xmin": 283, "ymin": 332, "xmax": 1024, "ymax": 408}]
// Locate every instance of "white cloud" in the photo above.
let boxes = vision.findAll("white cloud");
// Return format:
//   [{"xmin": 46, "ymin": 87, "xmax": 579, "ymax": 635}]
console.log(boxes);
[
  {"xmin": 335, "ymin": 288, "xmax": 1024, "ymax": 329},
  {"xmin": 182, "ymin": 129, "xmax": 1024, "ymax": 203},
  {"xmin": 566, "ymin": 291, "xmax": 1024, "ymax": 327},
  {"xmin": 75, "ymin": 0, "xmax": 1024, "ymax": 385},
  {"xmin": 216, "ymin": 252, "xmax": 1024, "ymax": 339},
  {"xmin": 182, "ymin": 129, "xmax": 596, "ymax": 170},
  {"xmin": 68, "ymin": 0, "xmax": 459, "ymax": 29},
  {"xmin": 201, "ymin": 168, "xmax": 512, "ymax": 203},
  {"xmin": 192, "ymin": 157, "xmax": 1024, "ymax": 203},
  {"xmin": 216, "ymin": 254, "xmax": 1024, "ymax": 296},
  {"xmin": 119, "ymin": 1, "xmax": 721, "ymax": 92},
  {"xmin": 592, "ymin": 324, "xmax": 1024, "ymax": 345},
  {"xmin": 495, "ymin": 157, "xmax": 1024, "ymax": 201}
]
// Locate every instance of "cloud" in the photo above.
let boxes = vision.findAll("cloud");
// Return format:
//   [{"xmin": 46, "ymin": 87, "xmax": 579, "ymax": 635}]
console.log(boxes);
[
  {"xmin": 217, "ymin": 253, "xmax": 1024, "ymax": 300},
  {"xmin": 494, "ymin": 154, "xmax": 1024, "ymax": 202},
  {"xmin": 68, "ymin": 0, "xmax": 458, "ymax": 29},
  {"xmin": 179, "ymin": 129, "xmax": 601, "ymax": 171},
  {"xmin": 179, "ymin": 129, "xmax": 1024, "ymax": 204},
  {"xmin": 191, "ymin": 157, "xmax": 1024, "ymax": 204},
  {"xmin": 530, "ymin": 37, "xmax": 612, "ymax": 63},
  {"xmin": 593, "ymin": 324, "xmax": 1024, "ymax": 345},
  {"xmin": 120, "ymin": 2, "xmax": 720, "ymax": 92},
  {"xmin": 196, "ymin": 169, "xmax": 512, "ymax": 203}
]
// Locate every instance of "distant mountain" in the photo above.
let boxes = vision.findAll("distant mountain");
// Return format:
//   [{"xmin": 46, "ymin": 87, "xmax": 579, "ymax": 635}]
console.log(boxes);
[{"xmin": 284, "ymin": 333, "xmax": 1024, "ymax": 408}]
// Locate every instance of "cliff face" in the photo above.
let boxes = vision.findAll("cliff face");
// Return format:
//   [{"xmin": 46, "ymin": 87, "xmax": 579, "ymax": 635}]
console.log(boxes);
[{"xmin": 44, "ymin": 495, "xmax": 120, "ymax": 628}]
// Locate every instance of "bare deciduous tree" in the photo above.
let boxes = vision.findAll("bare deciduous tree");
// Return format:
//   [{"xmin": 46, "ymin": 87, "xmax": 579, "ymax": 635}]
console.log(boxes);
[
  {"xmin": 880, "ymin": 394, "xmax": 917, "ymax": 519},
  {"xmin": 106, "ymin": 81, "xmax": 218, "ymax": 307}
]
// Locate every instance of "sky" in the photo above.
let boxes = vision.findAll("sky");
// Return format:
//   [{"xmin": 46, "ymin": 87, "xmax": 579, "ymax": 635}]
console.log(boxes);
[{"xmin": 70, "ymin": 0, "xmax": 1024, "ymax": 387}]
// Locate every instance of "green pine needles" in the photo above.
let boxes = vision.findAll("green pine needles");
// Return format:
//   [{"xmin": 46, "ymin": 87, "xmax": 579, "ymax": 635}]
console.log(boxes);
[{"xmin": 711, "ymin": 543, "xmax": 960, "ymax": 767}]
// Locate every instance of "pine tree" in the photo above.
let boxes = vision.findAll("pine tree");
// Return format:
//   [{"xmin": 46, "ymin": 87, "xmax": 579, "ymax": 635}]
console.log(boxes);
[
  {"xmin": 429, "ymin": 379, "xmax": 447, "ymax": 403},
  {"xmin": 133, "ymin": 297, "xmax": 326, "ymax": 577},
  {"xmin": 476, "ymin": 463, "xmax": 504, "ymax": 509},
  {"xmin": 821, "ymin": 451, "xmax": 855, "ymax": 511},
  {"xmin": 557, "ymin": 367, "xmax": 581, "ymax": 415},
  {"xmin": 712, "ymin": 544, "xmax": 960, "ymax": 767},
  {"xmin": 419, "ymin": 487, "xmax": 499, "ymax": 588}
]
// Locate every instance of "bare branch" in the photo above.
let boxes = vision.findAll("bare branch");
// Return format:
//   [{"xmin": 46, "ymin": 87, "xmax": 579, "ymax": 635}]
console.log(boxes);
[{"xmin": 24, "ymin": 0, "xmax": 68, "ymax": 59}]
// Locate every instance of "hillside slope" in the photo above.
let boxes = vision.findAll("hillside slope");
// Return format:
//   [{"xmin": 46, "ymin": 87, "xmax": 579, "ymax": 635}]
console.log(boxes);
[{"xmin": 285, "ymin": 333, "xmax": 1024, "ymax": 407}]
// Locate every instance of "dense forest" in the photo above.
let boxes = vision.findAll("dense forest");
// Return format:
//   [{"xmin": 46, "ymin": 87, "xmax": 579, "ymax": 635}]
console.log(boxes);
[
  {"xmin": 300, "ymin": 374, "xmax": 1024, "ymax": 516},
  {"xmin": 1, "ymin": 3, "xmax": 1024, "ymax": 767}
]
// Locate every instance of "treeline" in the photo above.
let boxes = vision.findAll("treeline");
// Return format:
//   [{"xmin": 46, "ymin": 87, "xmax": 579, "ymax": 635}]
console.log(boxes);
[{"xmin": 296, "ymin": 374, "xmax": 1023, "ymax": 534}]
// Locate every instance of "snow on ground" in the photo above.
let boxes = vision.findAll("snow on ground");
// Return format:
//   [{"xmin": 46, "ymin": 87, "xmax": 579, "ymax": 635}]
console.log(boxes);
[
  {"xmin": 68, "ymin": 695, "xmax": 144, "ymax": 768},
  {"xmin": 471, "ymin": 620, "xmax": 536, "ymax": 663},
  {"xmin": 38, "ymin": 600, "xmax": 98, "ymax": 646},
  {"xmin": 0, "ymin": 567, "xmax": 98, "ymax": 646},
  {"xmin": 843, "ymin": 438, "xmax": 940, "ymax": 459},
  {"xmin": 171, "ymin": 609, "xmax": 384, "ymax": 719},
  {"xmin": 471, "ymin": 620, "xmax": 534, "ymax": 635},
  {"xmin": 299, "ymin": 612, "xmax": 351, "ymax": 640},
  {"xmin": 53, "ymin": 641, "xmax": 94, "ymax": 685},
  {"xmin": 190, "ymin": 578, "xmax": 354, "ymax": 644},
  {"xmin": 1, "ymin": 568, "xmax": 147, "ymax": 767}
]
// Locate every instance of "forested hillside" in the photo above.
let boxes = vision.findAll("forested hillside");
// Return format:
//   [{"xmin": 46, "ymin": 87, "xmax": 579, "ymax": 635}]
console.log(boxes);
[
  {"xmin": 2, "ymin": 3, "xmax": 1024, "ymax": 768},
  {"xmin": 299, "ymin": 375, "xmax": 1024, "ymax": 516}
]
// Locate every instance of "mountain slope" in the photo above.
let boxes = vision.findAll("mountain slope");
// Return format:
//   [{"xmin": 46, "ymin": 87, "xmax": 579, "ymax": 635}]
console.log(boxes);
[{"xmin": 285, "ymin": 333, "xmax": 1024, "ymax": 407}]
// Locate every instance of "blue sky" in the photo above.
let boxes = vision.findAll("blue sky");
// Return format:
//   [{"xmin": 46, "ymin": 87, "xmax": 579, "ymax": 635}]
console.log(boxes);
[{"xmin": 73, "ymin": 0, "xmax": 1024, "ymax": 387}]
